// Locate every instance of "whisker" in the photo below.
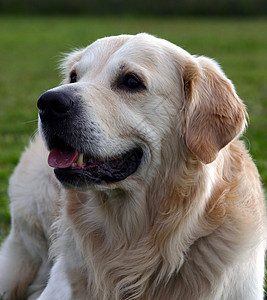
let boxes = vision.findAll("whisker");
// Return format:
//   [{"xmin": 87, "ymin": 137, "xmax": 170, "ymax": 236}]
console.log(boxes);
[
  {"xmin": 31, "ymin": 129, "xmax": 39, "ymax": 140},
  {"xmin": 21, "ymin": 119, "xmax": 38, "ymax": 125}
]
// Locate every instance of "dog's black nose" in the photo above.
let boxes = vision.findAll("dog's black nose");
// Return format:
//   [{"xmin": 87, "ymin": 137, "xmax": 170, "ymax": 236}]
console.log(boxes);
[{"xmin": 37, "ymin": 91, "xmax": 74, "ymax": 121}]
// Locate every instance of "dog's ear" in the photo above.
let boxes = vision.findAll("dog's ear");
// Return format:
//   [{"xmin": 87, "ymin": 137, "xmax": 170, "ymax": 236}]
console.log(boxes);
[
  {"xmin": 183, "ymin": 56, "xmax": 247, "ymax": 164},
  {"xmin": 58, "ymin": 48, "xmax": 85, "ymax": 84}
]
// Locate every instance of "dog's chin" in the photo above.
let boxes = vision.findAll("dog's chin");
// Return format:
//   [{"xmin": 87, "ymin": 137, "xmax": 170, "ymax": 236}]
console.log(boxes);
[{"xmin": 50, "ymin": 147, "xmax": 144, "ymax": 190}]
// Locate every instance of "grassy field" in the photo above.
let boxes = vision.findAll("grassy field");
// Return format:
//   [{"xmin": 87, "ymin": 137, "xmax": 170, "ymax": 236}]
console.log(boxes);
[{"xmin": 0, "ymin": 16, "xmax": 266, "ymax": 241}]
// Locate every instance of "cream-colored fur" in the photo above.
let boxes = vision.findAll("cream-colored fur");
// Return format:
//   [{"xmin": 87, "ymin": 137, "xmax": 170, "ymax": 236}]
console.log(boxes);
[{"xmin": 0, "ymin": 33, "xmax": 266, "ymax": 300}]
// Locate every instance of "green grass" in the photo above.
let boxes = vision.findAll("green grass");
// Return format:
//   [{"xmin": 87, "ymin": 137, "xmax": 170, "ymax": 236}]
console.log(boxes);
[{"xmin": 0, "ymin": 16, "xmax": 266, "ymax": 241}]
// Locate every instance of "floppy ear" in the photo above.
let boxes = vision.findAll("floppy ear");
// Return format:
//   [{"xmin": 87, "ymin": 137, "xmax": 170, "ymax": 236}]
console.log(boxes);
[{"xmin": 184, "ymin": 56, "xmax": 247, "ymax": 164}]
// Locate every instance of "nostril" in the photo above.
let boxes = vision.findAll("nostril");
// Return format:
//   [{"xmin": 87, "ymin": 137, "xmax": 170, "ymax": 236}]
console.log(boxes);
[
  {"xmin": 37, "ymin": 91, "xmax": 74, "ymax": 118},
  {"xmin": 52, "ymin": 97, "xmax": 73, "ymax": 114}
]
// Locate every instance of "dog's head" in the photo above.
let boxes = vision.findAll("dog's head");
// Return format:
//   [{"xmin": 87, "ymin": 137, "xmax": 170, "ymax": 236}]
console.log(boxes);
[{"xmin": 37, "ymin": 33, "xmax": 246, "ymax": 190}]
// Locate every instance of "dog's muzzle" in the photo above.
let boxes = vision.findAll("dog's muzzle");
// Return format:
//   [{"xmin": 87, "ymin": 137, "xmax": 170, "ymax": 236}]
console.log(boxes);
[{"xmin": 37, "ymin": 90, "xmax": 144, "ymax": 189}]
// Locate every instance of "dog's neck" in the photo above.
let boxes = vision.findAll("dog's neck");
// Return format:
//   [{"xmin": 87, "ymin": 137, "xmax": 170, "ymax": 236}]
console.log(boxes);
[
  {"xmin": 64, "ymin": 154, "xmax": 216, "ymax": 247},
  {"xmin": 60, "ymin": 157, "xmax": 223, "ymax": 298}
]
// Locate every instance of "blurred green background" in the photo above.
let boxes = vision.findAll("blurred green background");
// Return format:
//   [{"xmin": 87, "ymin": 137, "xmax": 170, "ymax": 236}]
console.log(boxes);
[{"xmin": 0, "ymin": 1, "xmax": 266, "ymax": 292}]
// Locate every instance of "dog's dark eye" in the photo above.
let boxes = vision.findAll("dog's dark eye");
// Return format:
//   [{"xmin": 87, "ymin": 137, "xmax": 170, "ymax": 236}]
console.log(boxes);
[
  {"xmin": 120, "ymin": 73, "xmax": 146, "ymax": 91},
  {"xmin": 70, "ymin": 72, "xmax": 77, "ymax": 83}
]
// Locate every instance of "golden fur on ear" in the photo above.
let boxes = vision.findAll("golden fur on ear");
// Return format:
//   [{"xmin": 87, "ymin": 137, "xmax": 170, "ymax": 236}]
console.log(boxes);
[{"xmin": 184, "ymin": 56, "xmax": 247, "ymax": 164}]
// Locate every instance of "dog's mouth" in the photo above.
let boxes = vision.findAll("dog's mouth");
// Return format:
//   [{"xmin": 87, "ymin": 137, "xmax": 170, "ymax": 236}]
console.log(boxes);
[{"xmin": 48, "ymin": 143, "xmax": 143, "ymax": 188}]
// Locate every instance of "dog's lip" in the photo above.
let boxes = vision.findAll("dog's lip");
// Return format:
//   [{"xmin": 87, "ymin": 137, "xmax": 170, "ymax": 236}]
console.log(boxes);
[{"xmin": 49, "ymin": 145, "xmax": 144, "ymax": 187}]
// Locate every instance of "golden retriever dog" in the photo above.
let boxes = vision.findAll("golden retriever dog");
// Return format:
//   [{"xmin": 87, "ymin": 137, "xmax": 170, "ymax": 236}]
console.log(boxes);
[{"xmin": 0, "ymin": 33, "xmax": 266, "ymax": 300}]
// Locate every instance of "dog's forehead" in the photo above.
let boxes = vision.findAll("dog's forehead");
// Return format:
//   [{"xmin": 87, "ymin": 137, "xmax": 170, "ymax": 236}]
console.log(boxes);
[
  {"xmin": 111, "ymin": 35, "xmax": 165, "ymax": 66},
  {"xmin": 79, "ymin": 35, "xmax": 133, "ymax": 71},
  {"xmin": 78, "ymin": 34, "xmax": 186, "ymax": 73}
]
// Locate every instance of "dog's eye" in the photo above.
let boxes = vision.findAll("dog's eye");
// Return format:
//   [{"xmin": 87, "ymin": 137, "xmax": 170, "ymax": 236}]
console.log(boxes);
[
  {"xmin": 70, "ymin": 72, "xmax": 77, "ymax": 83},
  {"xmin": 120, "ymin": 73, "xmax": 146, "ymax": 91}
]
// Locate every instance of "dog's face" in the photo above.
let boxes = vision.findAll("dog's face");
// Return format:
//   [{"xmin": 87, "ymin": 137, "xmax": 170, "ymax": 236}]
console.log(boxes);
[{"xmin": 38, "ymin": 33, "xmax": 246, "ymax": 190}]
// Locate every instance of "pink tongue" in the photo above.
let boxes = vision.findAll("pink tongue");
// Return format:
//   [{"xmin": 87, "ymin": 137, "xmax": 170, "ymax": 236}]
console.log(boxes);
[{"xmin": 48, "ymin": 148, "xmax": 79, "ymax": 168}]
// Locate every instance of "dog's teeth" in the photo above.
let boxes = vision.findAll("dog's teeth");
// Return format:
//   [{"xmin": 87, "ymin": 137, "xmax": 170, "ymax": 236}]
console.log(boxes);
[{"xmin": 77, "ymin": 153, "xmax": 84, "ymax": 167}]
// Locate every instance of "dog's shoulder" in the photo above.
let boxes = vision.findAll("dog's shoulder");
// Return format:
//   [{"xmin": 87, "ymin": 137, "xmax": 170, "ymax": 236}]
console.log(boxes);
[
  {"xmin": 208, "ymin": 139, "xmax": 266, "ymax": 245},
  {"xmin": 8, "ymin": 135, "xmax": 61, "ymax": 233}
]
